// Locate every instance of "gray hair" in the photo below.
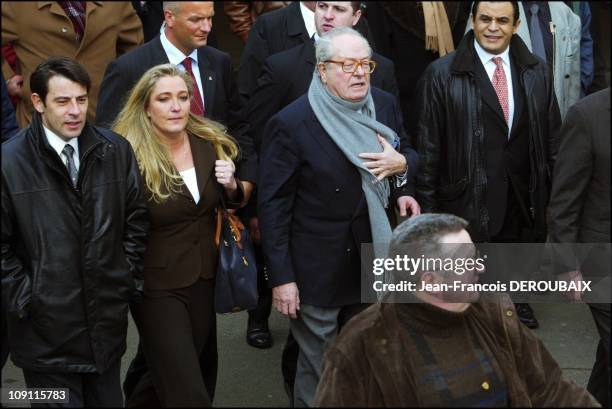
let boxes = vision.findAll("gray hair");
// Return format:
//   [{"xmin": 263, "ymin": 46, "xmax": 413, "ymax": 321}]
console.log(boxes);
[
  {"xmin": 388, "ymin": 214, "xmax": 469, "ymax": 282},
  {"xmin": 315, "ymin": 27, "xmax": 372, "ymax": 65}
]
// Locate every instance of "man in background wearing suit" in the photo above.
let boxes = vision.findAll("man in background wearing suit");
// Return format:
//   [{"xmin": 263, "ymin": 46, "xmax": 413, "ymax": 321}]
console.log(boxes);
[
  {"xmin": 414, "ymin": 1, "xmax": 561, "ymax": 329},
  {"xmin": 238, "ymin": 1, "xmax": 315, "ymax": 107},
  {"xmin": 548, "ymin": 87, "xmax": 611, "ymax": 407},
  {"xmin": 1, "ymin": 1, "xmax": 143, "ymax": 127},
  {"xmin": 130, "ymin": 1, "xmax": 220, "ymax": 47},
  {"xmin": 237, "ymin": 1, "xmax": 375, "ymax": 107},
  {"xmin": 96, "ymin": 2, "xmax": 256, "ymax": 405},
  {"xmin": 96, "ymin": 1, "xmax": 257, "ymax": 189}
]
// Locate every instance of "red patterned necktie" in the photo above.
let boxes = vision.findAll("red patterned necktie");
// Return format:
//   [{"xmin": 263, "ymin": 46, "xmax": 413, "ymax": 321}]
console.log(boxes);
[
  {"xmin": 182, "ymin": 57, "xmax": 205, "ymax": 116},
  {"xmin": 492, "ymin": 57, "xmax": 509, "ymax": 123}
]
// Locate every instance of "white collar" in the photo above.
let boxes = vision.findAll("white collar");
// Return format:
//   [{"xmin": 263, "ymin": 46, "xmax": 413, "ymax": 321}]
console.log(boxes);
[
  {"xmin": 160, "ymin": 28, "xmax": 199, "ymax": 66},
  {"xmin": 44, "ymin": 125, "xmax": 79, "ymax": 158},
  {"xmin": 474, "ymin": 39, "xmax": 511, "ymax": 67},
  {"xmin": 300, "ymin": 2, "xmax": 316, "ymax": 39}
]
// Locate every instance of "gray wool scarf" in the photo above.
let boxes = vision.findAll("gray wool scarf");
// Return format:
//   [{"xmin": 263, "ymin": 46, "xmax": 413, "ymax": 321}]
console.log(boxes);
[{"xmin": 308, "ymin": 71, "xmax": 399, "ymax": 259}]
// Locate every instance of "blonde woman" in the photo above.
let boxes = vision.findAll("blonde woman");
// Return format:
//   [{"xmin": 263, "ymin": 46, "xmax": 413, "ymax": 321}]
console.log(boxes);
[{"xmin": 113, "ymin": 63, "xmax": 243, "ymax": 407}]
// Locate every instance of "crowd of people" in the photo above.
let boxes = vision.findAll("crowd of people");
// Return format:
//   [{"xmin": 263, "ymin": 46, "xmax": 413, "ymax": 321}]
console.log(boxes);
[{"xmin": 1, "ymin": 1, "xmax": 610, "ymax": 408}]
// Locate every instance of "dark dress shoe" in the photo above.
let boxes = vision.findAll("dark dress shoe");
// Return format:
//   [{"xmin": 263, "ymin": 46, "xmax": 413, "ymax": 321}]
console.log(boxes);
[
  {"xmin": 246, "ymin": 319, "xmax": 273, "ymax": 349},
  {"xmin": 515, "ymin": 303, "xmax": 539, "ymax": 329}
]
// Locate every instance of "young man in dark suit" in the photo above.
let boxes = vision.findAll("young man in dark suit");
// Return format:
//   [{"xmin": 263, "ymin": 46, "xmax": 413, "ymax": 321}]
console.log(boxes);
[
  {"xmin": 2, "ymin": 56, "xmax": 148, "ymax": 407},
  {"xmin": 237, "ymin": 1, "xmax": 314, "ymax": 107},
  {"xmin": 414, "ymin": 1, "xmax": 561, "ymax": 328},
  {"xmin": 96, "ymin": 2, "xmax": 255, "ymax": 405},
  {"xmin": 237, "ymin": 1, "xmax": 375, "ymax": 106}
]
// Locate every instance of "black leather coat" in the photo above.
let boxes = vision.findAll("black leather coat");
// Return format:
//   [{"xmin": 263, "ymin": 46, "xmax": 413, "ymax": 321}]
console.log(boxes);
[
  {"xmin": 414, "ymin": 31, "xmax": 561, "ymax": 242},
  {"xmin": 1, "ymin": 112, "xmax": 148, "ymax": 372}
]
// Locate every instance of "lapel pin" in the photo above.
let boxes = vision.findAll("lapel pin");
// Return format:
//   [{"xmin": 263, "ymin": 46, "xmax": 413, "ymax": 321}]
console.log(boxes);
[{"xmin": 208, "ymin": 76, "xmax": 212, "ymax": 80}]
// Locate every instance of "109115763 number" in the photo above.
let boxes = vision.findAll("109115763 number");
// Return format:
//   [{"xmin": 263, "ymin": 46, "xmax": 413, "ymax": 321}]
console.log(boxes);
[{"xmin": 1, "ymin": 388, "xmax": 69, "ymax": 404}]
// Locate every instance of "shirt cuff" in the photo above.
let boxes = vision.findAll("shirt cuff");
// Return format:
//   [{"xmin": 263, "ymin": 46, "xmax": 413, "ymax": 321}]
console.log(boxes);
[{"xmin": 394, "ymin": 167, "xmax": 409, "ymax": 188}]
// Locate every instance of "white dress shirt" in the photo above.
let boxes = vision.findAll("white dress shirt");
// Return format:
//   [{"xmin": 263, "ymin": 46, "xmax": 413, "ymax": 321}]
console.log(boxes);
[
  {"xmin": 160, "ymin": 29, "xmax": 205, "ymax": 104},
  {"xmin": 44, "ymin": 125, "xmax": 80, "ymax": 171},
  {"xmin": 300, "ymin": 2, "xmax": 316, "ymax": 39},
  {"xmin": 180, "ymin": 167, "xmax": 200, "ymax": 204},
  {"xmin": 474, "ymin": 40, "xmax": 515, "ymax": 136}
]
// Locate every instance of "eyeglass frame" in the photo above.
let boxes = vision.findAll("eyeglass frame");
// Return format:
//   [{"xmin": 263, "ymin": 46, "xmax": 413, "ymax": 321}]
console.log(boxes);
[{"xmin": 321, "ymin": 58, "xmax": 377, "ymax": 74}]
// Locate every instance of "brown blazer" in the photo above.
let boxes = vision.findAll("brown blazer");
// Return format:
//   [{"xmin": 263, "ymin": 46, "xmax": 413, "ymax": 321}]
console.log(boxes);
[
  {"xmin": 1, "ymin": 1, "xmax": 143, "ymax": 127},
  {"xmin": 142, "ymin": 134, "xmax": 244, "ymax": 291}
]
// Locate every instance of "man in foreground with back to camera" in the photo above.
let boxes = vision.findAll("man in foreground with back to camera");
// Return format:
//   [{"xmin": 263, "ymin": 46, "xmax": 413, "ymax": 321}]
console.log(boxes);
[{"xmin": 315, "ymin": 213, "xmax": 599, "ymax": 407}]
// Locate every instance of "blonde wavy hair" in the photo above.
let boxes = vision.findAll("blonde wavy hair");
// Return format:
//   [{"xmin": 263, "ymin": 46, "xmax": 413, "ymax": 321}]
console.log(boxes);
[{"xmin": 113, "ymin": 64, "xmax": 239, "ymax": 203}]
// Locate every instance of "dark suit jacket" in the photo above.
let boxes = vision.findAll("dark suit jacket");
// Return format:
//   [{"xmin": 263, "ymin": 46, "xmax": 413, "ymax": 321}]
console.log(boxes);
[
  {"xmin": 237, "ymin": 1, "xmax": 376, "ymax": 104},
  {"xmin": 246, "ymin": 39, "xmax": 400, "ymax": 153},
  {"xmin": 258, "ymin": 88, "xmax": 418, "ymax": 307},
  {"xmin": 131, "ymin": 1, "xmax": 164, "ymax": 43},
  {"xmin": 95, "ymin": 36, "xmax": 257, "ymax": 182},
  {"xmin": 548, "ymin": 88, "xmax": 610, "ymax": 278},
  {"xmin": 142, "ymin": 134, "xmax": 244, "ymax": 291},
  {"xmin": 237, "ymin": 2, "xmax": 310, "ymax": 105},
  {"xmin": 473, "ymin": 54, "xmax": 532, "ymax": 238}
]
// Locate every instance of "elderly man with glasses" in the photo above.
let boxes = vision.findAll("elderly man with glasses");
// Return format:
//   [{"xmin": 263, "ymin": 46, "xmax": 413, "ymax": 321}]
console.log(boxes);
[
  {"xmin": 257, "ymin": 27, "xmax": 420, "ymax": 407},
  {"xmin": 246, "ymin": 1, "xmax": 398, "ymax": 153}
]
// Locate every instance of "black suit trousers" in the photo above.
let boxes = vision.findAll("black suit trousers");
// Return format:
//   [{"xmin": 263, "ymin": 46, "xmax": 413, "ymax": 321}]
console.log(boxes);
[
  {"xmin": 126, "ymin": 278, "xmax": 217, "ymax": 407},
  {"xmin": 247, "ymin": 241, "xmax": 272, "ymax": 323}
]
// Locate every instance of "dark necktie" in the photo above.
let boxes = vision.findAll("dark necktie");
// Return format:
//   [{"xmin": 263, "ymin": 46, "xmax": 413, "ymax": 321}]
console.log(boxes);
[
  {"xmin": 182, "ymin": 57, "xmax": 206, "ymax": 116},
  {"xmin": 62, "ymin": 144, "xmax": 78, "ymax": 188},
  {"xmin": 529, "ymin": 3, "xmax": 547, "ymax": 62}
]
